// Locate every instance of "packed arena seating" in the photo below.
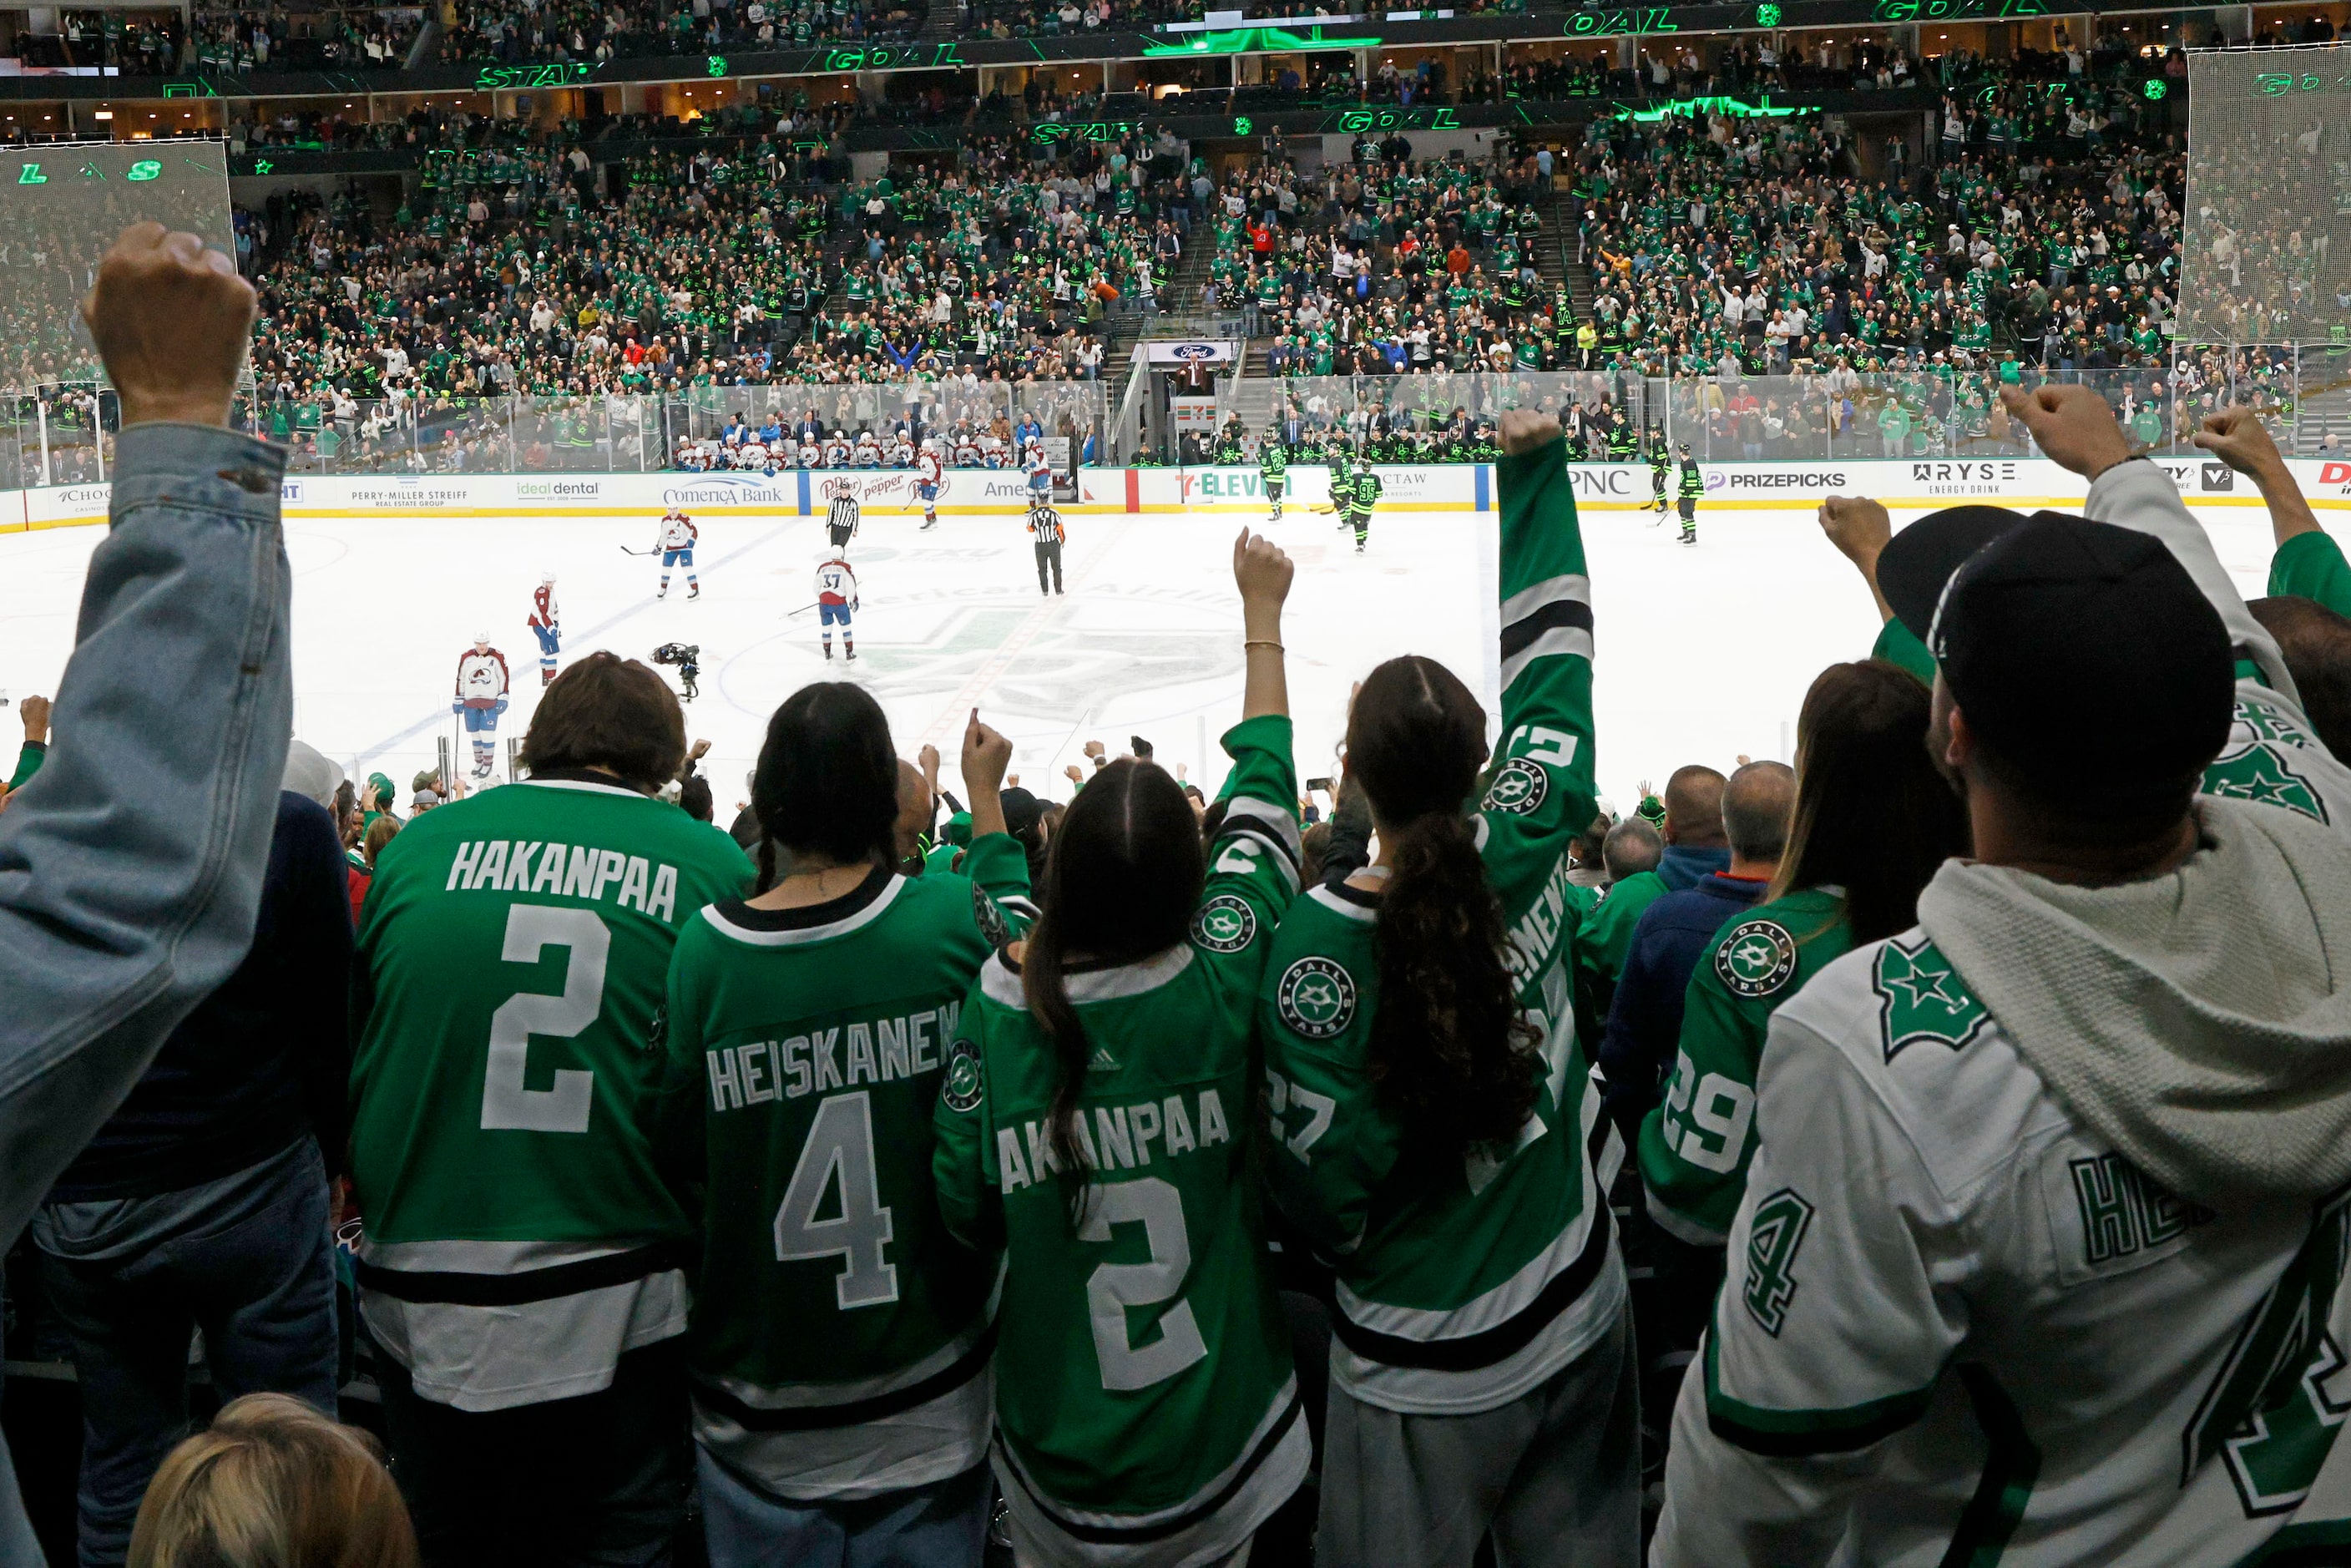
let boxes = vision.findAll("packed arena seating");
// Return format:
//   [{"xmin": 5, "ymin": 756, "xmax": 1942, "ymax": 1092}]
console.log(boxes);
[
  {"xmin": 432, "ymin": 0, "xmax": 922, "ymax": 65},
  {"xmin": 189, "ymin": 0, "xmax": 420, "ymax": 70}
]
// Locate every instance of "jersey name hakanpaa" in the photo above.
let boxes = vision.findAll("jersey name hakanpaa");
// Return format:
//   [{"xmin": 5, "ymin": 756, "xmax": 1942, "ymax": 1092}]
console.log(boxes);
[
  {"xmin": 348, "ymin": 775, "xmax": 753, "ymax": 1412},
  {"xmin": 936, "ymin": 717, "xmax": 1311, "ymax": 1565}
]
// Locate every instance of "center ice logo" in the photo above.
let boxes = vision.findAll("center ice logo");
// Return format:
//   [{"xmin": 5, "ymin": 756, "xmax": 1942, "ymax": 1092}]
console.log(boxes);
[{"xmin": 1277, "ymin": 957, "xmax": 1357, "ymax": 1039}]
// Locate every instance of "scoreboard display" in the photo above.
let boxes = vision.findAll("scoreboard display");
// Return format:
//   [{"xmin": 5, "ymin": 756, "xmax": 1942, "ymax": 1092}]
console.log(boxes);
[{"xmin": 0, "ymin": 140, "xmax": 234, "ymax": 385}]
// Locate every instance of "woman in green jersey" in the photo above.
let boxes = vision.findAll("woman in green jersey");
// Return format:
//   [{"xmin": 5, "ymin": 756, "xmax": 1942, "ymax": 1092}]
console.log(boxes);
[
  {"xmin": 1638, "ymin": 658, "xmax": 1969, "ymax": 1356},
  {"xmin": 935, "ymin": 532, "xmax": 1308, "ymax": 1568},
  {"xmin": 1261, "ymin": 412, "xmax": 1636, "ymax": 1567},
  {"xmin": 660, "ymin": 690, "xmax": 1030, "ymax": 1568}
]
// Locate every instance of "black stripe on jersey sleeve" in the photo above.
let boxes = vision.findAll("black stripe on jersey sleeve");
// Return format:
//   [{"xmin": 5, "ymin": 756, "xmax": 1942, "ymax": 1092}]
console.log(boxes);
[{"xmin": 1499, "ymin": 597, "xmax": 1595, "ymax": 664}]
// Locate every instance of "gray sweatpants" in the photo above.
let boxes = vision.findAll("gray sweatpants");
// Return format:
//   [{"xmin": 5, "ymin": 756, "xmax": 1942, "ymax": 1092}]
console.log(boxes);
[{"xmin": 1317, "ymin": 1309, "xmax": 1640, "ymax": 1568}]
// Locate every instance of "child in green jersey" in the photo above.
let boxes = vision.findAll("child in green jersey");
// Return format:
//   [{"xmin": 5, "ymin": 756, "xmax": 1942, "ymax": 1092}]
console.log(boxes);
[
  {"xmin": 1261, "ymin": 412, "xmax": 1638, "ymax": 1567},
  {"xmin": 936, "ymin": 532, "xmax": 1308, "ymax": 1568},
  {"xmin": 661, "ymin": 691, "xmax": 1030, "ymax": 1568}
]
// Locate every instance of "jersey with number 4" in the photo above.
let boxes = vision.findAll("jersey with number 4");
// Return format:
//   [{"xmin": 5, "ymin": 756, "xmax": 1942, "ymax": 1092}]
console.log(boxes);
[
  {"xmin": 348, "ymin": 775, "xmax": 754, "ymax": 1411},
  {"xmin": 1260, "ymin": 435, "xmax": 1623, "ymax": 1416},
  {"xmin": 1640, "ymin": 888, "xmax": 1852, "ymax": 1247},
  {"xmin": 934, "ymin": 716, "xmax": 1310, "ymax": 1560},
  {"xmin": 1656, "ymin": 925, "xmax": 2351, "ymax": 1567},
  {"xmin": 660, "ymin": 837, "xmax": 1035, "ymax": 1502}
]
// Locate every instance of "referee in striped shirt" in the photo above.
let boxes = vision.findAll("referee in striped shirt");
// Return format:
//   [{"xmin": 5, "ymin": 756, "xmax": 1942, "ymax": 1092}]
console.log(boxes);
[
  {"xmin": 826, "ymin": 482, "xmax": 860, "ymax": 549},
  {"xmin": 1029, "ymin": 497, "xmax": 1066, "ymax": 596}
]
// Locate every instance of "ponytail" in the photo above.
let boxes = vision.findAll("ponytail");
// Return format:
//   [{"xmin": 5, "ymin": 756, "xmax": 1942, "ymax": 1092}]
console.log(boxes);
[
  {"xmin": 1023, "ymin": 904, "xmax": 1097, "ymax": 1226},
  {"xmin": 1369, "ymin": 810, "xmax": 1541, "ymax": 1161}
]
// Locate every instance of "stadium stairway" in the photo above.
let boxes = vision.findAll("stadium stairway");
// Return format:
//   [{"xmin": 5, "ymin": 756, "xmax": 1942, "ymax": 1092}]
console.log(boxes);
[
  {"xmin": 917, "ymin": 3, "xmax": 959, "ymax": 41},
  {"xmin": 2296, "ymin": 381, "xmax": 2351, "ymax": 455}
]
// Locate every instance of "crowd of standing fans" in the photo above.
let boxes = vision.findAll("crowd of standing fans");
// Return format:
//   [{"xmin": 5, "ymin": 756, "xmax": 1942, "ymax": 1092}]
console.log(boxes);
[{"xmin": 14, "ymin": 185, "xmax": 2351, "ymax": 1567}]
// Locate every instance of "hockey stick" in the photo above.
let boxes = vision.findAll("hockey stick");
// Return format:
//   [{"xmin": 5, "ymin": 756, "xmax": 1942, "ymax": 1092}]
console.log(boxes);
[
  {"xmin": 619, "ymin": 544, "xmax": 662, "ymax": 556},
  {"xmin": 783, "ymin": 601, "xmax": 821, "ymax": 619}
]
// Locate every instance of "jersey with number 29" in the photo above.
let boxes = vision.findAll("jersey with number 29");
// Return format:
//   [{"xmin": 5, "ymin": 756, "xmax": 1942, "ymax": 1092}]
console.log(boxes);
[{"xmin": 348, "ymin": 774, "xmax": 753, "ymax": 1412}]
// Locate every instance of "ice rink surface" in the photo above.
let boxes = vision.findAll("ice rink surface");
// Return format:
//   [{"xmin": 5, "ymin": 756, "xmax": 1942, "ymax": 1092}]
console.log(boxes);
[{"xmin": 0, "ymin": 495, "xmax": 2292, "ymax": 815}]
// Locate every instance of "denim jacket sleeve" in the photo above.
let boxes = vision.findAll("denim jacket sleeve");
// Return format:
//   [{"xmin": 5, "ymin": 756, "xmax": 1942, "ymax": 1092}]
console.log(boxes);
[{"xmin": 0, "ymin": 422, "xmax": 292, "ymax": 1252}]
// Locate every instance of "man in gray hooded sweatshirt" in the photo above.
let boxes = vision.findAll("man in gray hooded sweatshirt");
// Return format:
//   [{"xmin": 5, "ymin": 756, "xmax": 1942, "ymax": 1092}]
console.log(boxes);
[{"xmin": 1655, "ymin": 385, "xmax": 2351, "ymax": 1566}]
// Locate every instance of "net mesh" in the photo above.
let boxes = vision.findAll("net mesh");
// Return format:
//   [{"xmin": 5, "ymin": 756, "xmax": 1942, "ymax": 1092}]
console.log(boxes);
[{"xmin": 2180, "ymin": 45, "xmax": 2351, "ymax": 346}]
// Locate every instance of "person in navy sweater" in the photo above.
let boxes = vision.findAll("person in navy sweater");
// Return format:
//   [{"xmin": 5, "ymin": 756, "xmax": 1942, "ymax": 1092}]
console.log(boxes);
[
  {"xmin": 1598, "ymin": 761, "xmax": 1795, "ymax": 1145},
  {"xmin": 31, "ymin": 769, "xmax": 354, "ymax": 1568}
]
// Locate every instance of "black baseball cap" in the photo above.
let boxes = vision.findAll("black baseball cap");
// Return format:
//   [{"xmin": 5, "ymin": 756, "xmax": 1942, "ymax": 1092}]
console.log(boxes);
[{"xmin": 1883, "ymin": 508, "xmax": 2234, "ymax": 801}]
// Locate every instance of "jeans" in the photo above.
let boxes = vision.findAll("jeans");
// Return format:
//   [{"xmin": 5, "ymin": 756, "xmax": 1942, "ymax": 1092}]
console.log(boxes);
[
  {"xmin": 0, "ymin": 422, "xmax": 293, "ymax": 1560},
  {"xmin": 377, "ymin": 1337, "xmax": 691, "ymax": 1568},
  {"xmin": 698, "ymin": 1449, "xmax": 990, "ymax": 1568},
  {"xmin": 36, "ymin": 1137, "xmax": 339, "ymax": 1568}
]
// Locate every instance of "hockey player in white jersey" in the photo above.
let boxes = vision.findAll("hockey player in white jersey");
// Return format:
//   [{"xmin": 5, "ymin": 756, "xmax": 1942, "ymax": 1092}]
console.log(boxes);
[
  {"xmin": 1024, "ymin": 438, "xmax": 1051, "ymax": 504},
  {"xmin": 812, "ymin": 552, "xmax": 857, "ymax": 662},
  {"xmin": 526, "ymin": 573, "xmax": 559, "ymax": 685},
  {"xmin": 915, "ymin": 441, "xmax": 945, "ymax": 531},
  {"xmin": 655, "ymin": 508, "xmax": 698, "ymax": 599},
  {"xmin": 1656, "ymin": 385, "xmax": 2351, "ymax": 1568},
  {"xmin": 451, "ymin": 635, "xmax": 511, "ymax": 779}
]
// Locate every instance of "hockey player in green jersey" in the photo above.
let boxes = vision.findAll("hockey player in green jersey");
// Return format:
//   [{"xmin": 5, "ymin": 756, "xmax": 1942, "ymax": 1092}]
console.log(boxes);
[
  {"xmin": 1261, "ymin": 412, "xmax": 1637, "ymax": 1566},
  {"xmin": 660, "ymin": 695, "xmax": 1029, "ymax": 1566},
  {"xmin": 1346, "ymin": 462, "xmax": 1382, "ymax": 554},
  {"xmin": 1675, "ymin": 443, "xmax": 1702, "ymax": 545},
  {"xmin": 1258, "ymin": 422, "xmax": 1288, "ymax": 521},
  {"xmin": 1648, "ymin": 436, "xmax": 1671, "ymax": 518},
  {"xmin": 347, "ymin": 652, "xmax": 755, "ymax": 1565},
  {"xmin": 1637, "ymin": 661, "xmax": 1964, "ymax": 1424},
  {"xmin": 935, "ymin": 530, "xmax": 1309, "ymax": 1567}
]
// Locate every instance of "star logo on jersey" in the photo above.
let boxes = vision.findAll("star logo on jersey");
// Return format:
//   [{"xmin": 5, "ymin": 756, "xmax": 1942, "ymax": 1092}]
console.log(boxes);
[
  {"xmin": 1873, "ymin": 935, "xmax": 1991, "ymax": 1061},
  {"xmin": 1277, "ymin": 956, "xmax": 1358, "ymax": 1040},
  {"xmin": 2204, "ymin": 742, "xmax": 2328, "ymax": 824},
  {"xmin": 939, "ymin": 1038, "xmax": 985, "ymax": 1114},
  {"xmin": 971, "ymin": 883, "xmax": 1012, "ymax": 948},
  {"xmin": 1191, "ymin": 893, "xmax": 1258, "ymax": 954},
  {"xmin": 1716, "ymin": 918, "xmax": 1799, "ymax": 999},
  {"xmin": 1483, "ymin": 757, "xmax": 1549, "ymax": 817}
]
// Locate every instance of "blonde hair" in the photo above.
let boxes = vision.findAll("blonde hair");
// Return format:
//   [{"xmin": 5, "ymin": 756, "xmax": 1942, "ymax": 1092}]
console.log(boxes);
[{"xmin": 128, "ymin": 1394, "xmax": 418, "ymax": 1568}]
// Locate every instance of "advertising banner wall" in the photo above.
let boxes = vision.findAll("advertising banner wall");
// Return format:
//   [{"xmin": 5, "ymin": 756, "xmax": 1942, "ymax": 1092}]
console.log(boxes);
[{"xmin": 11, "ymin": 459, "xmax": 2350, "ymax": 533}]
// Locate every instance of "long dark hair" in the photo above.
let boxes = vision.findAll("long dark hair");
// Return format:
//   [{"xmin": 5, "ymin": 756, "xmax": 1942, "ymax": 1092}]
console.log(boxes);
[
  {"xmin": 1770, "ymin": 660, "xmax": 1971, "ymax": 943},
  {"xmin": 749, "ymin": 683, "xmax": 900, "ymax": 894},
  {"xmin": 1024, "ymin": 758, "xmax": 1201, "ymax": 1222},
  {"xmin": 1347, "ymin": 655, "xmax": 1541, "ymax": 1160}
]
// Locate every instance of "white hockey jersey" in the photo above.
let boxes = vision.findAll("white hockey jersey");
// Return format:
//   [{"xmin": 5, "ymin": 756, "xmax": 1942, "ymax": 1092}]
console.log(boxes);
[
  {"xmin": 454, "ymin": 649, "xmax": 510, "ymax": 707},
  {"xmin": 916, "ymin": 449, "xmax": 944, "ymax": 488},
  {"xmin": 1655, "ymin": 888, "xmax": 2351, "ymax": 1567},
  {"xmin": 813, "ymin": 558, "xmax": 857, "ymax": 608},
  {"xmin": 659, "ymin": 512, "xmax": 696, "ymax": 552}
]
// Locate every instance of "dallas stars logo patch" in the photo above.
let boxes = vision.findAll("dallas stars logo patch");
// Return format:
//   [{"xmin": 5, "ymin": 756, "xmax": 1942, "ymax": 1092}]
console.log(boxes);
[
  {"xmin": 1716, "ymin": 918, "xmax": 1799, "ymax": 999},
  {"xmin": 972, "ymin": 884, "xmax": 1013, "ymax": 948},
  {"xmin": 1483, "ymin": 758, "xmax": 1549, "ymax": 817},
  {"xmin": 1277, "ymin": 956, "xmax": 1358, "ymax": 1039},
  {"xmin": 939, "ymin": 1038, "xmax": 985, "ymax": 1114},
  {"xmin": 1191, "ymin": 893, "xmax": 1257, "ymax": 954},
  {"xmin": 2203, "ymin": 742, "xmax": 2328, "ymax": 824},
  {"xmin": 1873, "ymin": 935, "xmax": 1991, "ymax": 1060}
]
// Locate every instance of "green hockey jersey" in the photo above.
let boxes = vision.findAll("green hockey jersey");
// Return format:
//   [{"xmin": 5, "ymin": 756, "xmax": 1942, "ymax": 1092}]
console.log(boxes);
[
  {"xmin": 348, "ymin": 773, "xmax": 754, "ymax": 1412},
  {"xmin": 1678, "ymin": 458, "xmax": 1704, "ymax": 498},
  {"xmin": 1638, "ymin": 887, "xmax": 1852, "ymax": 1247},
  {"xmin": 1258, "ymin": 442, "xmax": 1288, "ymax": 480},
  {"xmin": 1260, "ymin": 434, "xmax": 1625, "ymax": 1416},
  {"xmin": 659, "ymin": 836, "xmax": 1034, "ymax": 1501},
  {"xmin": 934, "ymin": 717, "xmax": 1310, "ymax": 1563},
  {"xmin": 1573, "ymin": 868, "xmax": 1667, "ymax": 1055},
  {"xmin": 1347, "ymin": 468, "xmax": 1383, "ymax": 512}
]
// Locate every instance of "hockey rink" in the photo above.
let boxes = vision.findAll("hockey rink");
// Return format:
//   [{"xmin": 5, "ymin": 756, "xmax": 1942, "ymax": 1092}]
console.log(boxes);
[{"xmin": 0, "ymin": 497, "xmax": 2293, "ymax": 815}]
